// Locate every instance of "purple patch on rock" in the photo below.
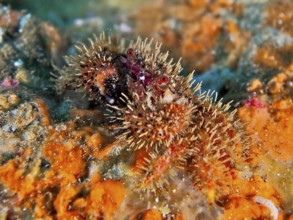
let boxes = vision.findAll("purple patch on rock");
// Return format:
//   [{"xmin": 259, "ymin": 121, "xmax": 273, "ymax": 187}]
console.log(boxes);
[{"xmin": 0, "ymin": 77, "xmax": 19, "ymax": 89}]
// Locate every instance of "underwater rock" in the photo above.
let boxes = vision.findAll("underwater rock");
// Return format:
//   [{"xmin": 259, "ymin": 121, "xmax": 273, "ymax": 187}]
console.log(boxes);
[
  {"xmin": 0, "ymin": 90, "xmax": 19, "ymax": 110},
  {"xmin": 129, "ymin": 0, "xmax": 250, "ymax": 72},
  {"xmin": 239, "ymin": 71, "xmax": 293, "ymax": 215},
  {"xmin": 54, "ymin": 32, "xmax": 258, "ymax": 218},
  {"xmin": 0, "ymin": 5, "xmax": 66, "ymax": 89},
  {"xmin": 0, "ymin": 1, "xmax": 292, "ymax": 219},
  {"xmin": 0, "ymin": 93, "xmax": 49, "ymax": 164}
]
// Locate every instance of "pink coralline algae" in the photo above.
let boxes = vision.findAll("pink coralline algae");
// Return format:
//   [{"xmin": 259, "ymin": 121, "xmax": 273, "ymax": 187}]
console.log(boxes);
[
  {"xmin": 0, "ymin": 77, "xmax": 19, "ymax": 89},
  {"xmin": 243, "ymin": 97, "xmax": 266, "ymax": 108}
]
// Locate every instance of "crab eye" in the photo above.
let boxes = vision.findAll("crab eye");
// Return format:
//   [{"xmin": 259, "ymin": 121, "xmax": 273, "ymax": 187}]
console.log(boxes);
[
  {"xmin": 156, "ymin": 75, "xmax": 169, "ymax": 90},
  {"xmin": 127, "ymin": 48, "xmax": 134, "ymax": 58},
  {"xmin": 157, "ymin": 75, "xmax": 169, "ymax": 85}
]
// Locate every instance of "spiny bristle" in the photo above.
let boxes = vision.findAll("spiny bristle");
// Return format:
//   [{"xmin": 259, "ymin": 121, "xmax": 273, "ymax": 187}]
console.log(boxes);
[
  {"xmin": 132, "ymin": 147, "xmax": 185, "ymax": 194},
  {"xmin": 115, "ymin": 93, "xmax": 195, "ymax": 151},
  {"xmin": 55, "ymin": 32, "xmax": 129, "ymax": 104},
  {"xmin": 56, "ymin": 33, "xmax": 249, "ymax": 204}
]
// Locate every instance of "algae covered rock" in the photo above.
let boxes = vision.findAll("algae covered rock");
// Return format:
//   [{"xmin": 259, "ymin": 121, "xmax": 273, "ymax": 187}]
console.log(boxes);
[{"xmin": 0, "ymin": 1, "xmax": 292, "ymax": 219}]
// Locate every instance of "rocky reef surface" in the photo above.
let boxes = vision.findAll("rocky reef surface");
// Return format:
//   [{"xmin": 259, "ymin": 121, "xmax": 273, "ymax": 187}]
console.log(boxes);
[{"xmin": 0, "ymin": 1, "xmax": 292, "ymax": 219}]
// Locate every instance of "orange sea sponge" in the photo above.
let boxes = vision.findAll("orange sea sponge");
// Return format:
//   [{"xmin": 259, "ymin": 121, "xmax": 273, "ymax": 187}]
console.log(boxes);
[
  {"xmin": 241, "ymin": 70, "xmax": 293, "ymax": 164},
  {"xmin": 52, "ymin": 174, "xmax": 126, "ymax": 220},
  {"xmin": 0, "ymin": 159, "xmax": 36, "ymax": 202},
  {"xmin": 0, "ymin": 120, "xmax": 127, "ymax": 219},
  {"xmin": 86, "ymin": 174, "xmax": 126, "ymax": 220},
  {"xmin": 239, "ymin": 104, "xmax": 293, "ymax": 163},
  {"xmin": 130, "ymin": 0, "xmax": 247, "ymax": 72},
  {"xmin": 223, "ymin": 197, "xmax": 280, "ymax": 220},
  {"xmin": 238, "ymin": 72, "xmax": 293, "ymax": 216},
  {"xmin": 220, "ymin": 174, "xmax": 284, "ymax": 220}
]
